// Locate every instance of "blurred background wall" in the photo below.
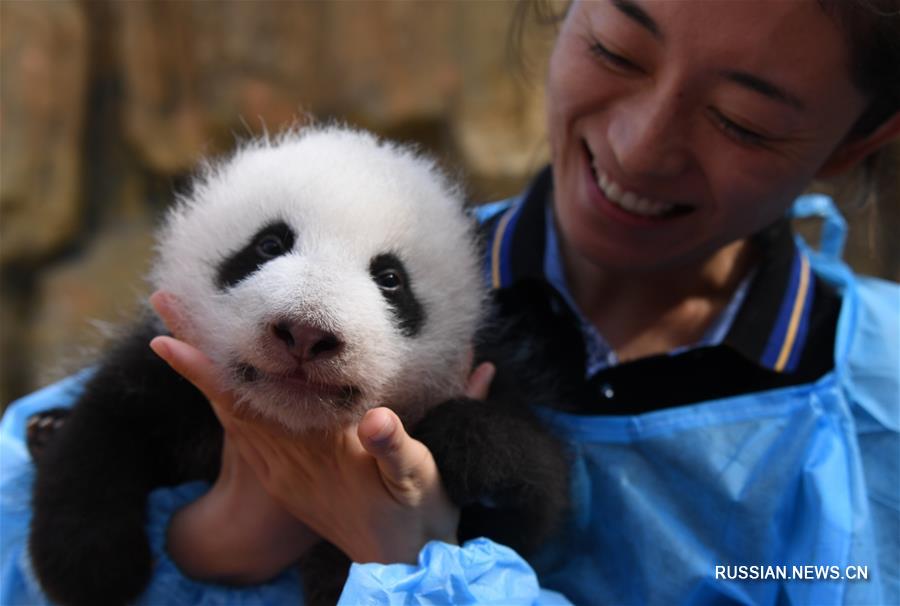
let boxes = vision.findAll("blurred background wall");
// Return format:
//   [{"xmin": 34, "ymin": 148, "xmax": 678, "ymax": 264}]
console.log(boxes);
[{"xmin": 0, "ymin": 0, "xmax": 897, "ymax": 409}]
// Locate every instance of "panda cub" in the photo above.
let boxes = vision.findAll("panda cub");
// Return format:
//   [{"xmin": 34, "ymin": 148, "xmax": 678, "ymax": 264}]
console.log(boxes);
[{"xmin": 29, "ymin": 126, "xmax": 570, "ymax": 606}]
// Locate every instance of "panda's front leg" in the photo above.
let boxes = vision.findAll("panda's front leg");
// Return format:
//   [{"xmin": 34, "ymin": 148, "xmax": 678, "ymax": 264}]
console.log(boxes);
[
  {"xmin": 29, "ymin": 403, "xmax": 160, "ymax": 606},
  {"xmin": 29, "ymin": 318, "xmax": 222, "ymax": 606},
  {"xmin": 411, "ymin": 398, "xmax": 570, "ymax": 556}
]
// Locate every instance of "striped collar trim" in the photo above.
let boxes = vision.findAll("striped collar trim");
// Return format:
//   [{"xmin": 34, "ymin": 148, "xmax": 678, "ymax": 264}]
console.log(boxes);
[
  {"xmin": 481, "ymin": 167, "xmax": 817, "ymax": 375},
  {"xmin": 722, "ymin": 217, "xmax": 818, "ymax": 374},
  {"xmin": 483, "ymin": 168, "xmax": 551, "ymax": 289},
  {"xmin": 488, "ymin": 203, "xmax": 522, "ymax": 290},
  {"xmin": 757, "ymin": 248, "xmax": 814, "ymax": 373}
]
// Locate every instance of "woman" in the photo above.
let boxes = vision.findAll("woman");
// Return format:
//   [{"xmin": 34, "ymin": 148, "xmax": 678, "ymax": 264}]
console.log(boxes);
[{"xmin": 3, "ymin": 0, "xmax": 898, "ymax": 603}]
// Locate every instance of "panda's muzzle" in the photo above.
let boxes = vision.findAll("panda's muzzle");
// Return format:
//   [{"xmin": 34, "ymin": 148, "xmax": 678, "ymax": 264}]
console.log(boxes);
[{"xmin": 230, "ymin": 320, "xmax": 361, "ymax": 407}]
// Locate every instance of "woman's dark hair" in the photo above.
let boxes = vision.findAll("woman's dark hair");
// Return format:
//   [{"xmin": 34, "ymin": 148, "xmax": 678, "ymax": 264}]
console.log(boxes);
[
  {"xmin": 816, "ymin": 0, "xmax": 900, "ymax": 218},
  {"xmin": 820, "ymin": 0, "xmax": 900, "ymax": 138}
]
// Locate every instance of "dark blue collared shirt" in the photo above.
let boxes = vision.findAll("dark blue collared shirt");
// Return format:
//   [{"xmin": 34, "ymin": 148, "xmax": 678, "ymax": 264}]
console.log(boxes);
[{"xmin": 478, "ymin": 168, "xmax": 840, "ymax": 415}]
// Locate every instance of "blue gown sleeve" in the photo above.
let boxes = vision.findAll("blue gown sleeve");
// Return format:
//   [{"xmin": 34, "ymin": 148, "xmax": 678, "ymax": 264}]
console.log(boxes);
[
  {"xmin": 338, "ymin": 538, "xmax": 571, "ymax": 606},
  {"xmin": 137, "ymin": 482, "xmax": 302, "ymax": 605}
]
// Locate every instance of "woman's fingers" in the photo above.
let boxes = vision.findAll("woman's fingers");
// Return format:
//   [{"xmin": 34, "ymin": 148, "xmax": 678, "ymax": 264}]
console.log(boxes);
[
  {"xmin": 150, "ymin": 334, "xmax": 279, "ymax": 487},
  {"xmin": 150, "ymin": 289, "xmax": 235, "ymax": 414},
  {"xmin": 149, "ymin": 290, "xmax": 244, "ymax": 422},
  {"xmin": 149, "ymin": 290, "xmax": 189, "ymax": 339},
  {"xmin": 148, "ymin": 335, "xmax": 235, "ymax": 418},
  {"xmin": 465, "ymin": 361, "xmax": 496, "ymax": 400}
]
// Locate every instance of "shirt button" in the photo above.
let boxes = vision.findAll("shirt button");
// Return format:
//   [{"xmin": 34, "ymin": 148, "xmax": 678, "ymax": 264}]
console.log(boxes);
[{"xmin": 600, "ymin": 383, "xmax": 615, "ymax": 399}]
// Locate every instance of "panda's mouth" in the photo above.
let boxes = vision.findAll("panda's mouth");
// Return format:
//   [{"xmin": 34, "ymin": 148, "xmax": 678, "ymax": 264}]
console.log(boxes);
[{"xmin": 236, "ymin": 363, "xmax": 359, "ymax": 405}]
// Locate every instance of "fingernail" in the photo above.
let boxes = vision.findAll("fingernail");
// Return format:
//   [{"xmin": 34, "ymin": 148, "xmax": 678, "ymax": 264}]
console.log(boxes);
[
  {"xmin": 149, "ymin": 336, "xmax": 170, "ymax": 359},
  {"xmin": 367, "ymin": 413, "xmax": 394, "ymax": 444},
  {"xmin": 149, "ymin": 290, "xmax": 169, "ymax": 312}
]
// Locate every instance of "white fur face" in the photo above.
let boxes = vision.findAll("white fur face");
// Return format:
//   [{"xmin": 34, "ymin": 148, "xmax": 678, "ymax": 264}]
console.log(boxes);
[{"xmin": 151, "ymin": 127, "xmax": 485, "ymax": 432}]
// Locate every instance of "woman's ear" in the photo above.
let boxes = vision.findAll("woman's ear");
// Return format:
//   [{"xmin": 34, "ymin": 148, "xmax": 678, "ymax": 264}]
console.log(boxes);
[{"xmin": 817, "ymin": 110, "xmax": 900, "ymax": 178}]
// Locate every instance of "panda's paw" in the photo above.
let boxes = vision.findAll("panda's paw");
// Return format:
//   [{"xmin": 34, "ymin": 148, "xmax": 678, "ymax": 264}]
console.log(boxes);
[{"xmin": 26, "ymin": 408, "xmax": 70, "ymax": 461}]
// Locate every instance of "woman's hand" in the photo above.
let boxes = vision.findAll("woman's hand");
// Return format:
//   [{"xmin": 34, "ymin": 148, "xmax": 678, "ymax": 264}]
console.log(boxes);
[
  {"xmin": 150, "ymin": 292, "xmax": 319, "ymax": 584},
  {"xmin": 150, "ymin": 290, "xmax": 495, "ymax": 566},
  {"xmin": 162, "ymin": 436, "xmax": 321, "ymax": 584}
]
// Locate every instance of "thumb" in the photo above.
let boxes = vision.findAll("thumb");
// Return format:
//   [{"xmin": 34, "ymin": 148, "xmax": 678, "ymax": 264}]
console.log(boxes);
[{"xmin": 358, "ymin": 408, "xmax": 437, "ymax": 497}]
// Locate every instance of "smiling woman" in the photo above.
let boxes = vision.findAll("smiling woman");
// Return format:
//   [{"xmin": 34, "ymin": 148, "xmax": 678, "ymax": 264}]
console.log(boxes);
[
  {"xmin": 542, "ymin": 0, "xmax": 900, "ymax": 365},
  {"xmin": 1, "ymin": 1, "xmax": 898, "ymax": 605}
]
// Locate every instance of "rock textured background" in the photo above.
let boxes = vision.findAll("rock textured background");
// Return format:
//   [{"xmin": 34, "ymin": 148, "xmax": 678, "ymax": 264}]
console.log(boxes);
[{"xmin": 1, "ymin": 0, "xmax": 897, "ymax": 408}]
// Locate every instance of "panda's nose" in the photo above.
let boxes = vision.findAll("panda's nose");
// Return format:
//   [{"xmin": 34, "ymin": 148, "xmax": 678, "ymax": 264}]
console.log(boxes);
[{"xmin": 271, "ymin": 320, "xmax": 343, "ymax": 363}]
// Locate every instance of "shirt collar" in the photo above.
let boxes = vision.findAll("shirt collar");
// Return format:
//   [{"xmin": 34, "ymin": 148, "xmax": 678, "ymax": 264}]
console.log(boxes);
[{"xmin": 483, "ymin": 166, "xmax": 816, "ymax": 375}]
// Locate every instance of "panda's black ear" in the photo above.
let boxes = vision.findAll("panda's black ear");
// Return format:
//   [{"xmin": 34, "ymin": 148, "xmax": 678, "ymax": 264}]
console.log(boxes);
[
  {"xmin": 369, "ymin": 253, "xmax": 425, "ymax": 338},
  {"xmin": 216, "ymin": 221, "xmax": 296, "ymax": 289}
]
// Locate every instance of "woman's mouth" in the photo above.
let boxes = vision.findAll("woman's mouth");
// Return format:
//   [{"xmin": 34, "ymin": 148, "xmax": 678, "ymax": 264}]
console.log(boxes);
[
  {"xmin": 594, "ymin": 169, "xmax": 678, "ymax": 217},
  {"xmin": 583, "ymin": 143, "xmax": 693, "ymax": 221}
]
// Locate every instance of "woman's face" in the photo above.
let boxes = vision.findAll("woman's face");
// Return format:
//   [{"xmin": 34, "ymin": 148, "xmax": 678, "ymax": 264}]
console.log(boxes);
[{"xmin": 547, "ymin": 0, "xmax": 868, "ymax": 272}]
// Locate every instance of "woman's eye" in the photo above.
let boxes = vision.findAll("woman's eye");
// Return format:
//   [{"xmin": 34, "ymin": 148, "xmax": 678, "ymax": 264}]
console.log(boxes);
[
  {"xmin": 256, "ymin": 234, "xmax": 286, "ymax": 258},
  {"xmin": 709, "ymin": 109, "xmax": 770, "ymax": 148},
  {"xmin": 374, "ymin": 269, "xmax": 403, "ymax": 291},
  {"xmin": 589, "ymin": 39, "xmax": 641, "ymax": 73}
]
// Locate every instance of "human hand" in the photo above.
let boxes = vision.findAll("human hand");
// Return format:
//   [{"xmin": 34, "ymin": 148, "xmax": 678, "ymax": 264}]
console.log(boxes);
[
  {"xmin": 150, "ymin": 291, "xmax": 496, "ymax": 566},
  {"xmin": 149, "ymin": 291, "xmax": 319, "ymax": 584}
]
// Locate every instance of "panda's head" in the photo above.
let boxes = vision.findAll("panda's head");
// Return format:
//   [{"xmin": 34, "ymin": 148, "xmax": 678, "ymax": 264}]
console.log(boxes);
[{"xmin": 151, "ymin": 126, "xmax": 485, "ymax": 432}]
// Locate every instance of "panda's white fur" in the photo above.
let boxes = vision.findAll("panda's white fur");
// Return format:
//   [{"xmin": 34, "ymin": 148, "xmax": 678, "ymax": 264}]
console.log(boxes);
[{"xmin": 151, "ymin": 126, "xmax": 485, "ymax": 431}]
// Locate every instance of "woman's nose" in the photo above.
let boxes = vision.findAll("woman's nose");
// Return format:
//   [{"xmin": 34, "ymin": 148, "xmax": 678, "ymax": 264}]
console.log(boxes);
[{"xmin": 608, "ymin": 92, "xmax": 691, "ymax": 180}]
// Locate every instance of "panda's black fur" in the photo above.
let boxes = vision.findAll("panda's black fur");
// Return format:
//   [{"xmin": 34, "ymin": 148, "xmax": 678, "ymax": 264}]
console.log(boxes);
[{"xmin": 28, "ymin": 127, "xmax": 572, "ymax": 606}]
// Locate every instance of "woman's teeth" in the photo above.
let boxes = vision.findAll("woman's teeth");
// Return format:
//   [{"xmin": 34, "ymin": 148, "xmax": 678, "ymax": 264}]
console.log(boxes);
[{"xmin": 596, "ymin": 170, "xmax": 676, "ymax": 217}]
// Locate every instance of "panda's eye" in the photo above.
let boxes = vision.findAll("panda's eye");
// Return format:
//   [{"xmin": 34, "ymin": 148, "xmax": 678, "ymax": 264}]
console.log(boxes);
[
  {"xmin": 217, "ymin": 221, "xmax": 296, "ymax": 290},
  {"xmin": 256, "ymin": 234, "xmax": 286, "ymax": 259},
  {"xmin": 368, "ymin": 253, "xmax": 423, "ymax": 337},
  {"xmin": 374, "ymin": 269, "xmax": 404, "ymax": 291}
]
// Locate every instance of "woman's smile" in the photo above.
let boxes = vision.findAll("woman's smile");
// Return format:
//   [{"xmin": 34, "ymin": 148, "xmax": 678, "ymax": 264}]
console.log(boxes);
[{"xmin": 582, "ymin": 140, "xmax": 694, "ymax": 222}]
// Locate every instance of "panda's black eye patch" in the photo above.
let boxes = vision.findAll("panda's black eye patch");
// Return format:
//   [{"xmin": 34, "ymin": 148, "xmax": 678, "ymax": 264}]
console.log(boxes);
[
  {"xmin": 369, "ymin": 253, "xmax": 424, "ymax": 338},
  {"xmin": 216, "ymin": 221, "xmax": 296, "ymax": 290}
]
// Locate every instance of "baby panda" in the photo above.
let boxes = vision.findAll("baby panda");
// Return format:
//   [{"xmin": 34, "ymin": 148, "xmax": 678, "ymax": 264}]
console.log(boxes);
[{"xmin": 29, "ymin": 126, "xmax": 570, "ymax": 606}]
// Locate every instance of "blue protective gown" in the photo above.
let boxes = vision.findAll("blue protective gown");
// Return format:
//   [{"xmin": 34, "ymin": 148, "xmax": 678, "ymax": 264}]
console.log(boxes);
[{"xmin": 1, "ymin": 191, "xmax": 897, "ymax": 605}]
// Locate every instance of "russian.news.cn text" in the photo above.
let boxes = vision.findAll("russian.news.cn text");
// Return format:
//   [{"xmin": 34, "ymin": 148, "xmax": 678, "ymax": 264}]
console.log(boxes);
[{"xmin": 715, "ymin": 565, "xmax": 868, "ymax": 581}]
